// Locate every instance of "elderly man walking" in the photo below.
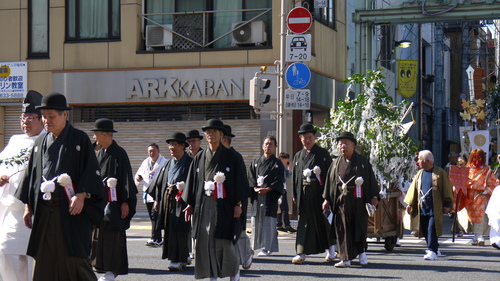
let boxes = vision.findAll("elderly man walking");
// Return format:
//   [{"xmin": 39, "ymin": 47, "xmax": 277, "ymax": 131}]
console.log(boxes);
[
  {"xmin": 15, "ymin": 92, "xmax": 105, "ymax": 281},
  {"xmin": 323, "ymin": 132, "xmax": 379, "ymax": 267},
  {"xmin": 135, "ymin": 143, "xmax": 167, "ymax": 247},
  {"xmin": 183, "ymin": 119, "xmax": 248, "ymax": 281},
  {"xmin": 405, "ymin": 150, "xmax": 454, "ymax": 260},
  {"xmin": 291, "ymin": 123, "xmax": 333, "ymax": 264},
  {"xmin": 148, "ymin": 132, "xmax": 193, "ymax": 271}
]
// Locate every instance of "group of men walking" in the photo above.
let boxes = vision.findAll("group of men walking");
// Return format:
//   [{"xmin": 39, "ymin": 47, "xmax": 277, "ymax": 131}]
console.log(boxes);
[
  {"xmin": 2, "ymin": 90, "xmax": 492, "ymax": 281},
  {"xmin": 0, "ymin": 90, "xmax": 384, "ymax": 281}
]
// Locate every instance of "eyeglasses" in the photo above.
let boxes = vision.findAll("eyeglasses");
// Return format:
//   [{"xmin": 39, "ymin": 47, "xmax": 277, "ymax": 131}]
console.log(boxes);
[{"xmin": 19, "ymin": 116, "xmax": 39, "ymax": 121}]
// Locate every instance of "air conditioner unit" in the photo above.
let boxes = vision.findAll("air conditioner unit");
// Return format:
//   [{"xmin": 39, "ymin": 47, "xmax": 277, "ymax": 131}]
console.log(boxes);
[
  {"xmin": 145, "ymin": 24, "xmax": 173, "ymax": 50},
  {"xmin": 231, "ymin": 20, "xmax": 267, "ymax": 46}
]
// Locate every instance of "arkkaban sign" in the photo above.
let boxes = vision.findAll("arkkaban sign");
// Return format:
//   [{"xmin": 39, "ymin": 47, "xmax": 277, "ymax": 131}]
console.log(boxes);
[{"xmin": 54, "ymin": 66, "xmax": 271, "ymax": 104}]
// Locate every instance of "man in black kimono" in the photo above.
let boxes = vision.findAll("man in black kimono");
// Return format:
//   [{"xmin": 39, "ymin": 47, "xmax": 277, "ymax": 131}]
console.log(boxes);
[
  {"xmin": 291, "ymin": 123, "xmax": 333, "ymax": 264},
  {"xmin": 186, "ymin": 129, "xmax": 204, "ymax": 158},
  {"xmin": 183, "ymin": 119, "xmax": 248, "ymax": 280},
  {"xmin": 322, "ymin": 132, "xmax": 379, "ymax": 267},
  {"xmin": 147, "ymin": 132, "xmax": 192, "ymax": 271},
  {"xmin": 15, "ymin": 92, "xmax": 105, "ymax": 281},
  {"xmin": 90, "ymin": 119, "xmax": 137, "ymax": 281},
  {"xmin": 248, "ymin": 136, "xmax": 284, "ymax": 257}
]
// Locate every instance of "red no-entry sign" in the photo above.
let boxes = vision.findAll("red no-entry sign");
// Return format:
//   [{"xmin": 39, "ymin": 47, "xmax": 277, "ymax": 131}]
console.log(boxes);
[{"xmin": 287, "ymin": 7, "xmax": 312, "ymax": 34}]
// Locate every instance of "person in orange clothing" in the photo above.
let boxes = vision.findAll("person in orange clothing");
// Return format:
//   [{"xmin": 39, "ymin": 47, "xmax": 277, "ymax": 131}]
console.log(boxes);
[{"xmin": 466, "ymin": 148, "xmax": 497, "ymax": 246}]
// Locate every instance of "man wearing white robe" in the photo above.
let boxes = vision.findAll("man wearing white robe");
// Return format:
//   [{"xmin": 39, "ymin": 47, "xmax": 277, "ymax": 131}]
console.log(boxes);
[
  {"xmin": 0, "ymin": 90, "xmax": 45, "ymax": 281},
  {"xmin": 135, "ymin": 143, "xmax": 167, "ymax": 246},
  {"xmin": 486, "ymin": 183, "xmax": 500, "ymax": 249}
]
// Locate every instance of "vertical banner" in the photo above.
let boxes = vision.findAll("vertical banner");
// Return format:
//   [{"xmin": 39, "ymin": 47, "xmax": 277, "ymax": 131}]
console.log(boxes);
[
  {"xmin": 397, "ymin": 59, "xmax": 418, "ymax": 98},
  {"xmin": 468, "ymin": 130, "xmax": 490, "ymax": 155}
]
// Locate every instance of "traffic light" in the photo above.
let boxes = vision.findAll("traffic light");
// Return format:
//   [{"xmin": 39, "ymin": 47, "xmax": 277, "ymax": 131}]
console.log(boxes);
[{"xmin": 249, "ymin": 77, "xmax": 271, "ymax": 109}]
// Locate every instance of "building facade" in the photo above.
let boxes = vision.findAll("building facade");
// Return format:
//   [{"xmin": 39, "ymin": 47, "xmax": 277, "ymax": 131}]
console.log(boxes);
[{"xmin": 0, "ymin": 0, "xmax": 348, "ymax": 170}]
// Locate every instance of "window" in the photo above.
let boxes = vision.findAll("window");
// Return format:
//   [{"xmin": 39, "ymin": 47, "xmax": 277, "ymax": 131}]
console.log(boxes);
[
  {"xmin": 29, "ymin": 0, "xmax": 49, "ymax": 58},
  {"xmin": 305, "ymin": 0, "xmax": 335, "ymax": 29},
  {"xmin": 144, "ymin": 0, "xmax": 272, "ymax": 50},
  {"xmin": 66, "ymin": 0, "xmax": 120, "ymax": 41}
]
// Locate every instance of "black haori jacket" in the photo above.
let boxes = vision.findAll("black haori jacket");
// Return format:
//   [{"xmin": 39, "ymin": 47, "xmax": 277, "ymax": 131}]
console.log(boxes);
[
  {"xmin": 183, "ymin": 144, "xmax": 248, "ymax": 241},
  {"xmin": 248, "ymin": 154, "xmax": 284, "ymax": 217},
  {"xmin": 97, "ymin": 140, "xmax": 138, "ymax": 231},
  {"xmin": 16, "ymin": 122, "xmax": 105, "ymax": 258}
]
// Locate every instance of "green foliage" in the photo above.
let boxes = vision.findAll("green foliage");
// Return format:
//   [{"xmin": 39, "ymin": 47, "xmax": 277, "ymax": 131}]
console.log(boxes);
[
  {"xmin": 317, "ymin": 69, "xmax": 418, "ymax": 188},
  {"xmin": 486, "ymin": 84, "xmax": 500, "ymax": 125}
]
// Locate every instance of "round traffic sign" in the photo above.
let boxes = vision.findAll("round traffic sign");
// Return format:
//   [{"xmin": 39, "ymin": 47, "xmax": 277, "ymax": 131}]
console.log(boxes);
[
  {"xmin": 287, "ymin": 7, "xmax": 312, "ymax": 34},
  {"xmin": 285, "ymin": 62, "xmax": 311, "ymax": 89}
]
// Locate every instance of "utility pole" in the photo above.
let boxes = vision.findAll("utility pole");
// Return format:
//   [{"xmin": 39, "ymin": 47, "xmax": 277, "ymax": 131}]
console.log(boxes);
[
  {"xmin": 433, "ymin": 23, "xmax": 445, "ymax": 166},
  {"xmin": 277, "ymin": 0, "xmax": 289, "ymax": 155}
]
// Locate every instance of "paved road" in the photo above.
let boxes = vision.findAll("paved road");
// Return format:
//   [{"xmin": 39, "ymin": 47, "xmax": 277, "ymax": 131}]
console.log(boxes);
[
  {"xmin": 2, "ymin": 215, "xmax": 499, "ymax": 281},
  {"xmin": 116, "ymin": 215, "xmax": 499, "ymax": 281}
]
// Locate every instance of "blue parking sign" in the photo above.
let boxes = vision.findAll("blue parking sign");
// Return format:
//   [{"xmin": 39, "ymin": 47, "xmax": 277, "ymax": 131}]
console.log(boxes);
[{"xmin": 285, "ymin": 62, "xmax": 310, "ymax": 89}]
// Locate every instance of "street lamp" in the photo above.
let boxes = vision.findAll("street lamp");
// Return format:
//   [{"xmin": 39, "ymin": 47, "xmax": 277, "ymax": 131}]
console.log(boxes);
[{"xmin": 395, "ymin": 40, "xmax": 412, "ymax": 48}]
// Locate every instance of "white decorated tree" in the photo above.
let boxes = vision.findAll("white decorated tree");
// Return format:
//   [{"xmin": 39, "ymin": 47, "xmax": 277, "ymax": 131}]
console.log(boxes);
[{"xmin": 317, "ymin": 69, "xmax": 418, "ymax": 195}]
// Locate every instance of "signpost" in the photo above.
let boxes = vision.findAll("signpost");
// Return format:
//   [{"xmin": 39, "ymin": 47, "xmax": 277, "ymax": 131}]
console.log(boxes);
[
  {"xmin": 0, "ymin": 61, "xmax": 28, "ymax": 99},
  {"xmin": 286, "ymin": 7, "xmax": 313, "ymax": 34},
  {"xmin": 285, "ymin": 62, "xmax": 311, "ymax": 89},
  {"xmin": 314, "ymin": 0, "xmax": 327, "ymax": 8},
  {"xmin": 286, "ymin": 34, "xmax": 311, "ymax": 62},
  {"xmin": 285, "ymin": 89, "xmax": 310, "ymax": 109}
]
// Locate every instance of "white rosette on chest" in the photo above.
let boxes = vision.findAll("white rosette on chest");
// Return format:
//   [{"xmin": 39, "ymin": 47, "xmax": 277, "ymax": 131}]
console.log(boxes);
[
  {"xmin": 106, "ymin": 177, "xmax": 118, "ymax": 202},
  {"xmin": 175, "ymin": 181, "xmax": 185, "ymax": 202},
  {"xmin": 354, "ymin": 176, "xmax": 364, "ymax": 198},
  {"xmin": 313, "ymin": 166, "xmax": 323, "ymax": 185},
  {"xmin": 57, "ymin": 173, "xmax": 75, "ymax": 202},
  {"xmin": 213, "ymin": 171, "xmax": 226, "ymax": 199}
]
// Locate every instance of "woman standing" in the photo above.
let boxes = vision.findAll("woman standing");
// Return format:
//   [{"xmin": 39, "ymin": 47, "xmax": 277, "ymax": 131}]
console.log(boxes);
[{"xmin": 466, "ymin": 149, "xmax": 497, "ymax": 246}]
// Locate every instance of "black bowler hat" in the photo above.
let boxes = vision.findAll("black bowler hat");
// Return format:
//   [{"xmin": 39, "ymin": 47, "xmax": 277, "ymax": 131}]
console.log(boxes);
[
  {"xmin": 166, "ymin": 132, "xmax": 189, "ymax": 147},
  {"xmin": 36, "ymin": 92, "xmax": 72, "ymax": 110},
  {"xmin": 201, "ymin": 119, "xmax": 227, "ymax": 135},
  {"xmin": 298, "ymin": 123, "xmax": 317, "ymax": 135},
  {"xmin": 90, "ymin": 118, "xmax": 117, "ymax": 132},
  {"xmin": 186, "ymin": 129, "xmax": 203, "ymax": 140},
  {"xmin": 22, "ymin": 90, "xmax": 43, "ymax": 114},
  {"xmin": 336, "ymin": 132, "xmax": 357, "ymax": 145},
  {"xmin": 223, "ymin": 125, "xmax": 235, "ymax": 138}
]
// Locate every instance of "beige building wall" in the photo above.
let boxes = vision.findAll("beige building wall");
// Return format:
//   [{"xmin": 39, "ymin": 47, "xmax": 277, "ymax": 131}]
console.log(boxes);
[{"xmin": 1, "ymin": 1, "xmax": 345, "ymax": 91}]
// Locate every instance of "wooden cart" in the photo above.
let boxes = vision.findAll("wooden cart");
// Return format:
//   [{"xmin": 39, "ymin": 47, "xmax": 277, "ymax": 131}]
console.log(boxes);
[{"xmin": 367, "ymin": 188, "xmax": 403, "ymax": 251}]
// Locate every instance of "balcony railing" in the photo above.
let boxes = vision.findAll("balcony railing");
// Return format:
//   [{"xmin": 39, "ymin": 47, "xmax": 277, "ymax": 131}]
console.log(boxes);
[{"xmin": 139, "ymin": 8, "xmax": 272, "ymax": 50}]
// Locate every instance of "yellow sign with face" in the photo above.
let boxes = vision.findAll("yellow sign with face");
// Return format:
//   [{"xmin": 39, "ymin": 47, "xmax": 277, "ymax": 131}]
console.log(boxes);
[{"xmin": 397, "ymin": 60, "xmax": 418, "ymax": 98}]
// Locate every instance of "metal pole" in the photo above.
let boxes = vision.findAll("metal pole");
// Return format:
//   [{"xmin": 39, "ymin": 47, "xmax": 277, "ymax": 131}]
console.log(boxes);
[
  {"xmin": 434, "ymin": 23, "xmax": 444, "ymax": 166},
  {"xmin": 277, "ymin": 0, "xmax": 288, "ymax": 154}
]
